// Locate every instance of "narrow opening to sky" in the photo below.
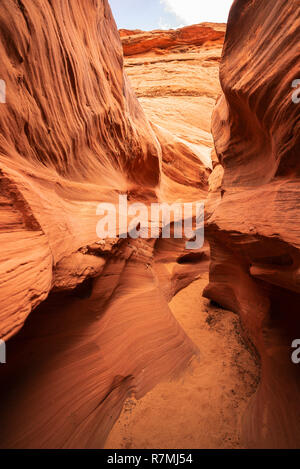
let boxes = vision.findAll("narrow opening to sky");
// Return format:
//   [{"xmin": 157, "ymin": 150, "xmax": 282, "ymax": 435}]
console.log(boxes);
[{"xmin": 109, "ymin": 0, "xmax": 233, "ymax": 31}]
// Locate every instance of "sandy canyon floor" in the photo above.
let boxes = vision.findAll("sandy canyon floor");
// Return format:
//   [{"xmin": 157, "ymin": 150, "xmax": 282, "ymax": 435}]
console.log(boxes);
[{"xmin": 106, "ymin": 274, "xmax": 259, "ymax": 449}]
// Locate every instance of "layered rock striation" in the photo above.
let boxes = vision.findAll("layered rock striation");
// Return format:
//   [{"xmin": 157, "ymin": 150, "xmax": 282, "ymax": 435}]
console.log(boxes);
[
  {"xmin": 1, "ymin": 0, "xmax": 298, "ymax": 450},
  {"xmin": 0, "ymin": 0, "xmax": 213, "ymax": 449},
  {"xmin": 122, "ymin": 23, "xmax": 225, "ymax": 170},
  {"xmin": 204, "ymin": 0, "xmax": 300, "ymax": 449}
]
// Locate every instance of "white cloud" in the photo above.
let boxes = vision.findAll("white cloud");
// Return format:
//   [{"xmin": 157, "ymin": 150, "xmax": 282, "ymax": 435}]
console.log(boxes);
[
  {"xmin": 158, "ymin": 17, "xmax": 173, "ymax": 29},
  {"xmin": 160, "ymin": 0, "xmax": 233, "ymax": 24},
  {"xmin": 158, "ymin": 17, "xmax": 185, "ymax": 30}
]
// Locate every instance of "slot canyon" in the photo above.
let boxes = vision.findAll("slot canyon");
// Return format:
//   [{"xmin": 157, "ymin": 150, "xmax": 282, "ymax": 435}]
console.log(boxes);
[{"xmin": 0, "ymin": 0, "xmax": 299, "ymax": 450}]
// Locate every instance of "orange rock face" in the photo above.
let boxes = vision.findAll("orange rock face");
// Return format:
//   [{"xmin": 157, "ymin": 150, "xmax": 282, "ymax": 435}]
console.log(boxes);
[
  {"xmin": 2, "ymin": 0, "xmax": 298, "ymax": 451},
  {"xmin": 0, "ymin": 0, "xmax": 212, "ymax": 342},
  {"xmin": 0, "ymin": 0, "xmax": 214, "ymax": 449},
  {"xmin": 121, "ymin": 24, "xmax": 225, "ymax": 57},
  {"xmin": 204, "ymin": 0, "xmax": 300, "ymax": 449},
  {"xmin": 122, "ymin": 23, "xmax": 225, "ymax": 198}
]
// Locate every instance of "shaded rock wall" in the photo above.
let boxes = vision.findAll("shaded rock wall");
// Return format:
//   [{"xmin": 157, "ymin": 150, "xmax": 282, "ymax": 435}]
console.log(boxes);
[
  {"xmin": 204, "ymin": 0, "xmax": 300, "ymax": 449},
  {"xmin": 3, "ymin": 0, "xmax": 297, "ymax": 450},
  {"xmin": 0, "ymin": 0, "xmax": 209, "ymax": 341},
  {"xmin": 0, "ymin": 0, "xmax": 212, "ymax": 448}
]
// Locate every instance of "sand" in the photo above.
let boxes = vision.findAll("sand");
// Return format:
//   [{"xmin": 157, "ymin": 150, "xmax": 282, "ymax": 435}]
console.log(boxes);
[{"xmin": 105, "ymin": 273, "xmax": 260, "ymax": 449}]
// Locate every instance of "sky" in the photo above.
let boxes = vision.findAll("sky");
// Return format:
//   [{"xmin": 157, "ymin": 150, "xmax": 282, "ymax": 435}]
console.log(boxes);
[{"xmin": 109, "ymin": 0, "xmax": 233, "ymax": 31}]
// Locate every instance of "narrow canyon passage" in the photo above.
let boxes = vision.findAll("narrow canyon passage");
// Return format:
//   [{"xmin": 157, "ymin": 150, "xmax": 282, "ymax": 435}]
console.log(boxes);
[
  {"xmin": 105, "ymin": 274, "xmax": 259, "ymax": 449},
  {"xmin": 0, "ymin": 0, "xmax": 299, "ymax": 450},
  {"xmin": 103, "ymin": 27, "xmax": 259, "ymax": 448},
  {"xmin": 0, "ymin": 4, "xmax": 226, "ymax": 447}
]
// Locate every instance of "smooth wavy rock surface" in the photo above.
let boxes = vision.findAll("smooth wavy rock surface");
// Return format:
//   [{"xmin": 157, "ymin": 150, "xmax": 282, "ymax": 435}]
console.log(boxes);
[
  {"xmin": 0, "ymin": 0, "xmax": 215, "ymax": 448},
  {"xmin": 204, "ymin": 0, "xmax": 300, "ymax": 449},
  {"xmin": 0, "ymin": 0, "xmax": 212, "ymax": 341}
]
